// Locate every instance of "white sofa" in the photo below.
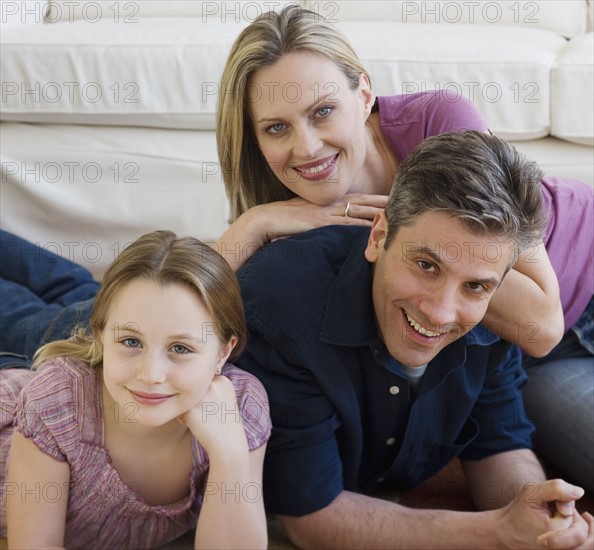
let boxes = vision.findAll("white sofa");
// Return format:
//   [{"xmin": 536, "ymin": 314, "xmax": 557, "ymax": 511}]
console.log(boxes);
[{"xmin": 1, "ymin": 0, "xmax": 593, "ymax": 279}]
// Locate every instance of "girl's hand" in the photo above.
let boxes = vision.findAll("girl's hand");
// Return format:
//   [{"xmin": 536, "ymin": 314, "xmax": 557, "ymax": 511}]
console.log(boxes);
[{"xmin": 178, "ymin": 375, "xmax": 248, "ymax": 459}]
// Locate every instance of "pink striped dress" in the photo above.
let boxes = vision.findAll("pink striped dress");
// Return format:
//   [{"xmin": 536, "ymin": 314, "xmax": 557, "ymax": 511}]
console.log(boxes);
[{"xmin": 0, "ymin": 357, "xmax": 271, "ymax": 548}]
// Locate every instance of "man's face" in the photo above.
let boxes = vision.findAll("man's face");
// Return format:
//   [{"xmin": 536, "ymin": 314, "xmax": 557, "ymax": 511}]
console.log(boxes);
[{"xmin": 365, "ymin": 211, "xmax": 515, "ymax": 367}]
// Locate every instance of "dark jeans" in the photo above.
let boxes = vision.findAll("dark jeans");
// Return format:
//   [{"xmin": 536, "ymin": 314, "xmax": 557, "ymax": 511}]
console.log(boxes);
[
  {"xmin": 523, "ymin": 302, "xmax": 594, "ymax": 493},
  {"xmin": 0, "ymin": 230, "xmax": 99, "ymax": 369}
]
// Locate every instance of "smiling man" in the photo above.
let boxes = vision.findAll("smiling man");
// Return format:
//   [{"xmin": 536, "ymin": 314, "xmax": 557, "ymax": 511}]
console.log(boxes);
[{"xmin": 236, "ymin": 131, "xmax": 592, "ymax": 549}]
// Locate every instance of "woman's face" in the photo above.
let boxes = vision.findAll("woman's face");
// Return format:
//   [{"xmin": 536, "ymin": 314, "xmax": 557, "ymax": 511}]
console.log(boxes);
[{"xmin": 248, "ymin": 52, "xmax": 374, "ymax": 206}]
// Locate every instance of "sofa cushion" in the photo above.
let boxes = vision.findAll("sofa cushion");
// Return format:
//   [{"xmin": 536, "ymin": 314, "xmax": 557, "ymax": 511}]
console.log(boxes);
[
  {"xmin": 338, "ymin": 21, "xmax": 566, "ymax": 140},
  {"xmin": 0, "ymin": 17, "xmax": 247, "ymax": 130},
  {"xmin": 42, "ymin": 0, "xmax": 591, "ymax": 39},
  {"xmin": 1, "ymin": 0, "xmax": 50, "ymax": 26},
  {"xmin": 0, "ymin": 122, "xmax": 228, "ymax": 279},
  {"xmin": 46, "ymin": 0, "xmax": 293, "ymax": 20},
  {"xmin": 1, "ymin": 16, "xmax": 576, "ymax": 141},
  {"xmin": 552, "ymin": 32, "xmax": 594, "ymax": 145},
  {"xmin": 304, "ymin": 0, "xmax": 589, "ymax": 38}
]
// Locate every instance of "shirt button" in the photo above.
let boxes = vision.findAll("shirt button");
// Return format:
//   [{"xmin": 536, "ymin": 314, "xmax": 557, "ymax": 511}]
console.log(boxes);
[
  {"xmin": 389, "ymin": 386, "xmax": 400, "ymax": 395},
  {"xmin": 386, "ymin": 437, "xmax": 396, "ymax": 446}
]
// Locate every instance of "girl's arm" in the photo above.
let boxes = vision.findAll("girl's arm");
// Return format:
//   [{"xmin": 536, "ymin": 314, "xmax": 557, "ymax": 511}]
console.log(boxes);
[
  {"xmin": 6, "ymin": 431, "xmax": 70, "ymax": 549},
  {"xmin": 194, "ymin": 443, "xmax": 267, "ymax": 550},
  {"xmin": 181, "ymin": 375, "xmax": 268, "ymax": 549},
  {"xmin": 483, "ymin": 241, "xmax": 564, "ymax": 357},
  {"xmin": 215, "ymin": 194, "xmax": 387, "ymax": 272}
]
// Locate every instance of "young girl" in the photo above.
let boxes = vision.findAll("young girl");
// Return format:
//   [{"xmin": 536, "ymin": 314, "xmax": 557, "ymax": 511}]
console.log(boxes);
[
  {"xmin": 214, "ymin": 5, "xmax": 593, "ymax": 491},
  {"xmin": 0, "ymin": 230, "xmax": 271, "ymax": 549}
]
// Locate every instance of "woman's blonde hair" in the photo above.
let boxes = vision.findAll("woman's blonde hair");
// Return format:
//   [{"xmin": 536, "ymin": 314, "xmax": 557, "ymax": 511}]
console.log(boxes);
[
  {"xmin": 216, "ymin": 4, "xmax": 369, "ymax": 221},
  {"xmin": 33, "ymin": 230, "xmax": 247, "ymax": 368}
]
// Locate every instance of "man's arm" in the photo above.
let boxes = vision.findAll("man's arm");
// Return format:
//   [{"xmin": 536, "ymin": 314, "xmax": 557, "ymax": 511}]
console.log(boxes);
[
  {"xmin": 462, "ymin": 448, "xmax": 546, "ymax": 510},
  {"xmin": 280, "ymin": 490, "xmax": 495, "ymax": 550},
  {"xmin": 278, "ymin": 481, "xmax": 589, "ymax": 550}
]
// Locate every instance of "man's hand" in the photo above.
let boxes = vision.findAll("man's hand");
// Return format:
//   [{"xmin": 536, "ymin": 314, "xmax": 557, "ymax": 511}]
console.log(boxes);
[
  {"xmin": 495, "ymin": 479, "xmax": 590, "ymax": 549},
  {"xmin": 537, "ymin": 511, "xmax": 594, "ymax": 550}
]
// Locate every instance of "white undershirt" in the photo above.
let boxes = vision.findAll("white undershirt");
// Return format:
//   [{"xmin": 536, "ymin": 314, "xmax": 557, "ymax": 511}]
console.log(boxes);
[{"xmin": 401, "ymin": 363, "xmax": 428, "ymax": 392}]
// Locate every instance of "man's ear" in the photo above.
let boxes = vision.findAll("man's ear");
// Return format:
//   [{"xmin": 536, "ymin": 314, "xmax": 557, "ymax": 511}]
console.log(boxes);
[{"xmin": 365, "ymin": 212, "xmax": 388, "ymax": 263}]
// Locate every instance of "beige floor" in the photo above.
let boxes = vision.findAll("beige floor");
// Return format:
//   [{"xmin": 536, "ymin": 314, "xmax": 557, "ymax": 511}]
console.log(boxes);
[
  {"xmin": 0, "ymin": 515, "xmax": 297, "ymax": 550},
  {"xmin": 158, "ymin": 515, "xmax": 296, "ymax": 549}
]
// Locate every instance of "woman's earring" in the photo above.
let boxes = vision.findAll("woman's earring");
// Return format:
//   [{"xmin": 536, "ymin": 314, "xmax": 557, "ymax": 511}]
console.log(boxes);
[{"xmin": 215, "ymin": 367, "xmax": 222, "ymax": 376}]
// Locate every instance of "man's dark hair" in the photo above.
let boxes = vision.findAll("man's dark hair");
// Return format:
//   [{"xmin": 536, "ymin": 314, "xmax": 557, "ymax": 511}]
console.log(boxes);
[{"xmin": 384, "ymin": 130, "xmax": 546, "ymax": 255}]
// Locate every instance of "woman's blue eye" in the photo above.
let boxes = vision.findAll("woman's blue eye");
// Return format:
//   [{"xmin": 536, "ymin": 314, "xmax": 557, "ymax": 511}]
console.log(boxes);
[
  {"xmin": 267, "ymin": 123, "xmax": 286, "ymax": 134},
  {"xmin": 317, "ymin": 106, "xmax": 333, "ymax": 117},
  {"xmin": 172, "ymin": 344, "xmax": 190, "ymax": 354}
]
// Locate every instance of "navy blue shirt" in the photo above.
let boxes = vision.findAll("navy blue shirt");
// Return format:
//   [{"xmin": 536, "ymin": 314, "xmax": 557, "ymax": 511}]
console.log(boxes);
[{"xmin": 237, "ymin": 226, "xmax": 534, "ymax": 516}]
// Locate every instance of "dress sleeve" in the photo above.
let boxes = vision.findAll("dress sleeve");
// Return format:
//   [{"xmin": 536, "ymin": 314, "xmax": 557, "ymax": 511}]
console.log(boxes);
[
  {"xmin": 420, "ymin": 89, "xmax": 490, "ymax": 138},
  {"xmin": 236, "ymin": 335, "xmax": 343, "ymax": 516},
  {"xmin": 379, "ymin": 91, "xmax": 490, "ymax": 162},
  {"xmin": 13, "ymin": 360, "xmax": 82, "ymax": 463},
  {"xmin": 0, "ymin": 369, "xmax": 34, "ymax": 430},
  {"xmin": 223, "ymin": 364, "xmax": 272, "ymax": 451}
]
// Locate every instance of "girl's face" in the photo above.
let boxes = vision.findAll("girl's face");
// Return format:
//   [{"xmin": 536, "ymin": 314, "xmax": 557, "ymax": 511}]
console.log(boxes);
[
  {"xmin": 248, "ymin": 52, "xmax": 375, "ymax": 206},
  {"xmin": 101, "ymin": 279, "xmax": 234, "ymax": 429}
]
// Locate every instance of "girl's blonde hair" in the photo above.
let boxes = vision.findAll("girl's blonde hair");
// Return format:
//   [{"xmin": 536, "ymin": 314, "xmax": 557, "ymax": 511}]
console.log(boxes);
[
  {"xmin": 33, "ymin": 230, "xmax": 247, "ymax": 368},
  {"xmin": 216, "ymin": 4, "xmax": 369, "ymax": 221}
]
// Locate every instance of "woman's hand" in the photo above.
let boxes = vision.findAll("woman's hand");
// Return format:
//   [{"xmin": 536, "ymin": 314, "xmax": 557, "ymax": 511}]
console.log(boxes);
[
  {"xmin": 259, "ymin": 193, "xmax": 388, "ymax": 240},
  {"xmin": 216, "ymin": 193, "xmax": 387, "ymax": 271}
]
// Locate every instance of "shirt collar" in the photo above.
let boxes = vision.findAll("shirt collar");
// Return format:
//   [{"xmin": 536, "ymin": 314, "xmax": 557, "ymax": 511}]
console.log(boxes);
[{"xmin": 319, "ymin": 230, "xmax": 376, "ymax": 346}]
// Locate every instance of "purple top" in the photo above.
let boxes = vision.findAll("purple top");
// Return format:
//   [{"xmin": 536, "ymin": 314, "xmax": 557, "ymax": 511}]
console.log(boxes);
[
  {"xmin": 0, "ymin": 358, "xmax": 271, "ymax": 549},
  {"xmin": 378, "ymin": 91, "xmax": 594, "ymax": 330},
  {"xmin": 539, "ymin": 177, "xmax": 593, "ymax": 330}
]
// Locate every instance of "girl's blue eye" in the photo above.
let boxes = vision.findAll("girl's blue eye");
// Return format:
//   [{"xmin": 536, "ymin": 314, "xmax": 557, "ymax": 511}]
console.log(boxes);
[
  {"xmin": 172, "ymin": 344, "xmax": 190, "ymax": 354},
  {"xmin": 122, "ymin": 337, "xmax": 140, "ymax": 348},
  {"xmin": 317, "ymin": 106, "xmax": 333, "ymax": 117}
]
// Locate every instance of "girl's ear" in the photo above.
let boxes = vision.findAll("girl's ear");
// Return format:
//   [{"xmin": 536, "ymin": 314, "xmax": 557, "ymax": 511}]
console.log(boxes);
[{"xmin": 216, "ymin": 335, "xmax": 238, "ymax": 368}]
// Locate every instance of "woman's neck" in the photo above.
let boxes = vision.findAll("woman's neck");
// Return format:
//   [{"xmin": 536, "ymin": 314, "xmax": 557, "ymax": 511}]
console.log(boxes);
[{"xmin": 360, "ymin": 111, "xmax": 399, "ymax": 195}]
